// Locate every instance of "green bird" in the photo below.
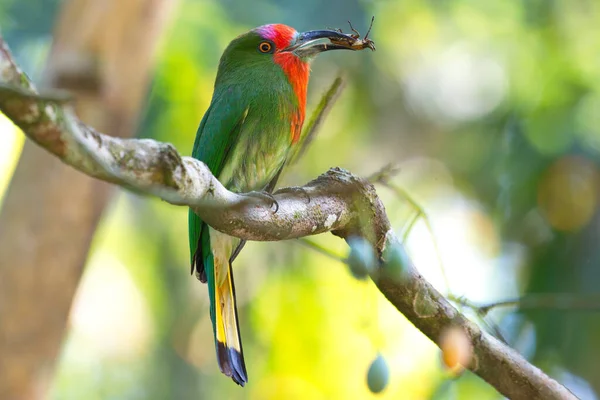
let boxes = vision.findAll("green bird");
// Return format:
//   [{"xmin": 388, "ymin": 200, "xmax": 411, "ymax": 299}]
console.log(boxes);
[{"xmin": 189, "ymin": 23, "xmax": 362, "ymax": 386}]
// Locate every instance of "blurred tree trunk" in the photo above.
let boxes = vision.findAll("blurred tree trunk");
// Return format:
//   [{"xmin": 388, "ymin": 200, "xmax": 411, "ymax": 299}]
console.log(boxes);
[{"xmin": 0, "ymin": 1, "xmax": 174, "ymax": 398}]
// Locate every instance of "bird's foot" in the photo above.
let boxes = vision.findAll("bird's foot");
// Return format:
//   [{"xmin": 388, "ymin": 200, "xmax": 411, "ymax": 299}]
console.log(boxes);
[
  {"xmin": 244, "ymin": 190, "xmax": 279, "ymax": 212},
  {"xmin": 273, "ymin": 186, "xmax": 311, "ymax": 204}
]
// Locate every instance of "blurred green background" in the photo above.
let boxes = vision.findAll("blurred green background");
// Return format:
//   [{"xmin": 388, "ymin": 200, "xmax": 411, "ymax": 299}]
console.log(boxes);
[{"xmin": 1, "ymin": 0, "xmax": 600, "ymax": 399}]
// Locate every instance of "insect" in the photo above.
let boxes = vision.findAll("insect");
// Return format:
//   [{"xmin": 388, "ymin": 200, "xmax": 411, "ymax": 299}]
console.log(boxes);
[{"xmin": 329, "ymin": 16, "xmax": 376, "ymax": 51}]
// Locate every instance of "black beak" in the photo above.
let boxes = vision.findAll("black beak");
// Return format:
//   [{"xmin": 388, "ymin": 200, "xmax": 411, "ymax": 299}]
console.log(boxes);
[{"xmin": 284, "ymin": 29, "xmax": 361, "ymax": 58}]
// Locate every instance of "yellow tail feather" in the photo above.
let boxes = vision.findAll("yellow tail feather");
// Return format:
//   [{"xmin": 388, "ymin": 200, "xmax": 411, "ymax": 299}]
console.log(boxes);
[{"xmin": 214, "ymin": 259, "xmax": 247, "ymax": 386}]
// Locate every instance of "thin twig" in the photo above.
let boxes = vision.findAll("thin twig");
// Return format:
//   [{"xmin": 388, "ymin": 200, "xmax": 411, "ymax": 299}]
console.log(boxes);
[
  {"xmin": 297, "ymin": 238, "xmax": 346, "ymax": 263},
  {"xmin": 366, "ymin": 163, "xmax": 401, "ymax": 184},
  {"xmin": 450, "ymin": 295, "xmax": 509, "ymax": 344},
  {"xmin": 0, "ymin": 84, "xmax": 73, "ymax": 103},
  {"xmin": 380, "ymin": 181, "xmax": 451, "ymax": 294},
  {"xmin": 479, "ymin": 294, "xmax": 600, "ymax": 315}
]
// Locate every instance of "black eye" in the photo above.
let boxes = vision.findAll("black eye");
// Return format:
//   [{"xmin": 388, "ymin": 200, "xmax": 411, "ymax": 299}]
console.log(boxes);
[{"xmin": 258, "ymin": 41, "xmax": 273, "ymax": 53}]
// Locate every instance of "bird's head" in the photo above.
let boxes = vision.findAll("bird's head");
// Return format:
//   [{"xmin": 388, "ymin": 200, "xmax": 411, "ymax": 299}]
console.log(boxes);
[
  {"xmin": 253, "ymin": 24, "xmax": 360, "ymax": 60},
  {"xmin": 220, "ymin": 23, "xmax": 359, "ymax": 64},
  {"xmin": 216, "ymin": 23, "xmax": 363, "ymax": 86}
]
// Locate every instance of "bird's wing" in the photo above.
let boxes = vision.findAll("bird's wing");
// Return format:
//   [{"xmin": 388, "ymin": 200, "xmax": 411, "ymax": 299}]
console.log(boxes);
[{"xmin": 188, "ymin": 85, "xmax": 249, "ymax": 278}]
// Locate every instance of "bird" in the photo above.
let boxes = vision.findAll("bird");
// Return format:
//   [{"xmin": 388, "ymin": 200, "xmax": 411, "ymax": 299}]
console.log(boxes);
[{"xmin": 188, "ymin": 23, "xmax": 364, "ymax": 386}]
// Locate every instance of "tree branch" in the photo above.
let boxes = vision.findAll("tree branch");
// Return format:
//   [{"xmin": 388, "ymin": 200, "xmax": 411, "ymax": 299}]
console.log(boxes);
[{"xmin": 0, "ymin": 37, "xmax": 576, "ymax": 400}]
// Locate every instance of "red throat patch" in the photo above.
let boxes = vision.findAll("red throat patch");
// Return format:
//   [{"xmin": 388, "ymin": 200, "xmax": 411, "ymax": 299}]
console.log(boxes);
[
  {"xmin": 257, "ymin": 24, "xmax": 310, "ymax": 144},
  {"xmin": 273, "ymin": 53, "xmax": 309, "ymax": 144}
]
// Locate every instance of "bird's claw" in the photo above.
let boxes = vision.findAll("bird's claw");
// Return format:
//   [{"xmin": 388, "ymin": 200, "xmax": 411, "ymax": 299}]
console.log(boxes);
[
  {"xmin": 273, "ymin": 186, "xmax": 311, "ymax": 204},
  {"xmin": 245, "ymin": 190, "xmax": 279, "ymax": 212}
]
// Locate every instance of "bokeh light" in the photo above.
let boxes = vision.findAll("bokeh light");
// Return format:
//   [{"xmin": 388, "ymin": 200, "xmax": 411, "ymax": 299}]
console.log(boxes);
[{"xmin": 537, "ymin": 155, "xmax": 598, "ymax": 232}]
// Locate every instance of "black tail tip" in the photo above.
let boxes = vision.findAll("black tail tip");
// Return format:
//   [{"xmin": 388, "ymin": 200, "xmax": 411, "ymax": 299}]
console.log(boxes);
[
  {"xmin": 217, "ymin": 342, "xmax": 248, "ymax": 387},
  {"xmin": 229, "ymin": 347, "xmax": 248, "ymax": 386}
]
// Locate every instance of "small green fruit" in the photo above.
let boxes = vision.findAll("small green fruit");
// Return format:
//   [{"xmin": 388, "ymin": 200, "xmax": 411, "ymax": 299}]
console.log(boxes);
[
  {"xmin": 347, "ymin": 237, "xmax": 376, "ymax": 280},
  {"xmin": 383, "ymin": 243, "xmax": 410, "ymax": 282},
  {"xmin": 367, "ymin": 353, "xmax": 389, "ymax": 394}
]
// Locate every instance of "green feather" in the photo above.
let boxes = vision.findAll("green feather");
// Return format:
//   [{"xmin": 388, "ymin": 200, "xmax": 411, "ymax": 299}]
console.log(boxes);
[{"xmin": 188, "ymin": 86, "xmax": 249, "ymax": 274}]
